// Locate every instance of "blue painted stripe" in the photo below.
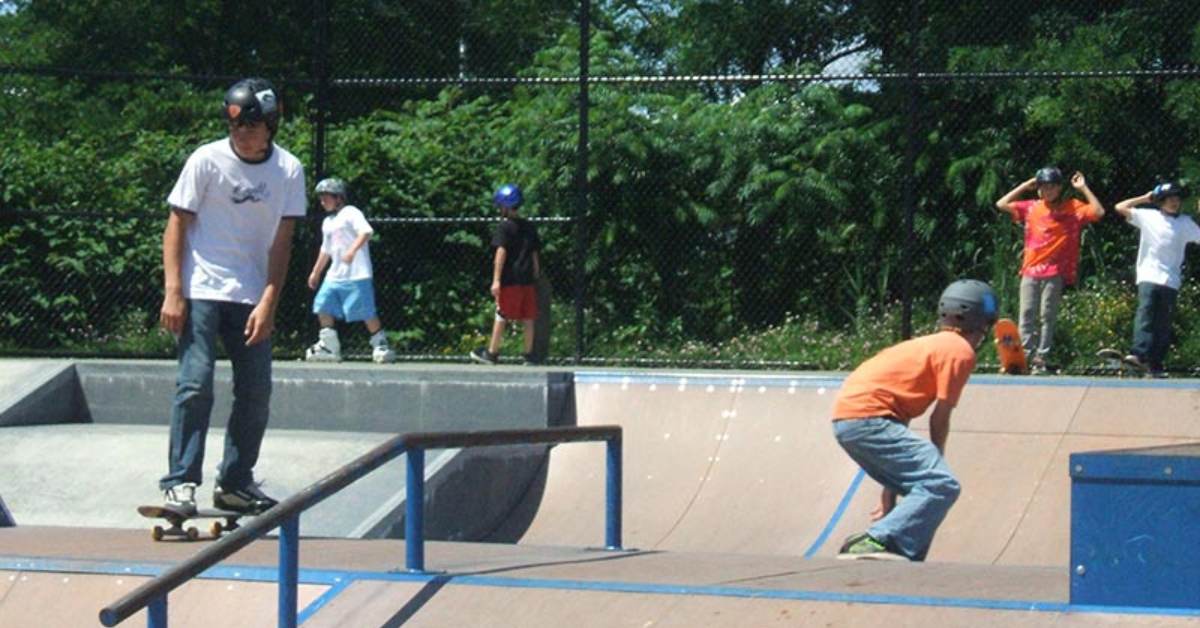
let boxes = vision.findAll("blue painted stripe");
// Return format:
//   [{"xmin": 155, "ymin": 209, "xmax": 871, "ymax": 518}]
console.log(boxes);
[
  {"xmin": 574, "ymin": 370, "xmax": 1199, "ymax": 390},
  {"xmin": 8, "ymin": 554, "xmax": 1200, "ymax": 618},
  {"xmin": 804, "ymin": 468, "xmax": 865, "ymax": 558},
  {"xmin": 298, "ymin": 578, "xmax": 353, "ymax": 624}
]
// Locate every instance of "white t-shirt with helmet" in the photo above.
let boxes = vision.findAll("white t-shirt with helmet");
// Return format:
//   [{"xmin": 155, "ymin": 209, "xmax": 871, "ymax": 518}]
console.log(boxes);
[
  {"xmin": 167, "ymin": 139, "xmax": 307, "ymax": 304},
  {"xmin": 1128, "ymin": 208, "xmax": 1200, "ymax": 290},
  {"xmin": 320, "ymin": 205, "xmax": 375, "ymax": 281}
]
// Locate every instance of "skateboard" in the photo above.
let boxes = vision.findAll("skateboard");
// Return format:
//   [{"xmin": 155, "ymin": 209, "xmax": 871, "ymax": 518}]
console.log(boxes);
[
  {"xmin": 1096, "ymin": 349, "xmax": 1145, "ymax": 378},
  {"xmin": 531, "ymin": 276, "xmax": 553, "ymax": 364},
  {"xmin": 137, "ymin": 504, "xmax": 246, "ymax": 542},
  {"xmin": 993, "ymin": 318, "xmax": 1027, "ymax": 375}
]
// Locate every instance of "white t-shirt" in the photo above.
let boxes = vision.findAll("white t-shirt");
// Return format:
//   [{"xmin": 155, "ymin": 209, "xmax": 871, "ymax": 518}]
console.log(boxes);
[
  {"xmin": 320, "ymin": 205, "xmax": 375, "ymax": 281},
  {"xmin": 1128, "ymin": 208, "xmax": 1200, "ymax": 289},
  {"xmin": 167, "ymin": 139, "xmax": 307, "ymax": 303}
]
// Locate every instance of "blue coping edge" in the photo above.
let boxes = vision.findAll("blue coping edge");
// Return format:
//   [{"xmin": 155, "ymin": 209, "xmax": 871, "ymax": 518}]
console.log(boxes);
[
  {"xmin": 803, "ymin": 468, "xmax": 865, "ymax": 559},
  {"xmin": 5, "ymin": 555, "xmax": 1200, "ymax": 619},
  {"xmin": 573, "ymin": 370, "xmax": 1199, "ymax": 390}
]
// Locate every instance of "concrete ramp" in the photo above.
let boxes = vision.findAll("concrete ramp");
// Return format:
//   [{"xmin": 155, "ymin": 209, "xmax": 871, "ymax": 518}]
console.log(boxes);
[{"xmin": 520, "ymin": 373, "xmax": 1200, "ymax": 567}]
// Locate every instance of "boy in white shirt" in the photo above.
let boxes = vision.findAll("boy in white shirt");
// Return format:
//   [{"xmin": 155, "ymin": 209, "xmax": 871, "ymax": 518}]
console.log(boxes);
[
  {"xmin": 158, "ymin": 77, "xmax": 306, "ymax": 515},
  {"xmin": 305, "ymin": 177, "xmax": 395, "ymax": 363},
  {"xmin": 1113, "ymin": 182, "xmax": 1200, "ymax": 377}
]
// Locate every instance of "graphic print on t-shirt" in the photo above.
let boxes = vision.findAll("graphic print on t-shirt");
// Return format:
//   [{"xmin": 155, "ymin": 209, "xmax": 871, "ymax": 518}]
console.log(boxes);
[{"xmin": 232, "ymin": 182, "xmax": 270, "ymax": 204}]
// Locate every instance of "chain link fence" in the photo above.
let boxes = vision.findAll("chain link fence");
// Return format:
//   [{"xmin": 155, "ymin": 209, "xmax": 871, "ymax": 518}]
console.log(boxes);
[{"xmin": 3, "ymin": 1, "xmax": 1200, "ymax": 372}]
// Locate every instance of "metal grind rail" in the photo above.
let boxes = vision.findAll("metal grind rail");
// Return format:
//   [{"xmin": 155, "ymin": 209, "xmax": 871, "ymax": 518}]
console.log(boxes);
[{"xmin": 98, "ymin": 425, "xmax": 624, "ymax": 627}]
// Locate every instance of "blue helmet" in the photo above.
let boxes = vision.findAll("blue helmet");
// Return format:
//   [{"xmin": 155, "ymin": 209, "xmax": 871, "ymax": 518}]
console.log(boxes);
[{"xmin": 493, "ymin": 184, "xmax": 523, "ymax": 209}]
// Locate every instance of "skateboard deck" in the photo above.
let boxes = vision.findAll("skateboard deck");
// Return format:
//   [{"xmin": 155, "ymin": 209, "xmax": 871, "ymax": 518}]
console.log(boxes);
[
  {"xmin": 531, "ymin": 276, "xmax": 553, "ymax": 363},
  {"xmin": 993, "ymin": 318, "xmax": 1027, "ymax": 375},
  {"xmin": 1097, "ymin": 348, "xmax": 1144, "ymax": 378},
  {"xmin": 137, "ymin": 504, "xmax": 246, "ymax": 541}
]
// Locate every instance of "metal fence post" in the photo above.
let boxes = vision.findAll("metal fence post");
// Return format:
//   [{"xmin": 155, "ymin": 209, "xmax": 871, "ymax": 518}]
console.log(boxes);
[
  {"xmin": 147, "ymin": 596, "xmax": 167, "ymax": 628},
  {"xmin": 605, "ymin": 437, "xmax": 622, "ymax": 550},
  {"xmin": 899, "ymin": 0, "xmax": 922, "ymax": 340},
  {"xmin": 312, "ymin": 0, "xmax": 330, "ymax": 183},
  {"xmin": 573, "ymin": 0, "xmax": 591, "ymax": 363},
  {"xmin": 278, "ymin": 515, "xmax": 300, "ymax": 628},
  {"xmin": 405, "ymin": 448, "xmax": 426, "ymax": 572}
]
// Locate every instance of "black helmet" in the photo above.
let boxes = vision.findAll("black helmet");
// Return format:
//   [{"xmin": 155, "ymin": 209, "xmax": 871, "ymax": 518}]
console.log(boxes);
[
  {"xmin": 1152, "ymin": 181, "xmax": 1185, "ymax": 202},
  {"xmin": 223, "ymin": 78, "xmax": 281, "ymax": 132},
  {"xmin": 1035, "ymin": 167, "xmax": 1063, "ymax": 185},
  {"xmin": 937, "ymin": 280, "xmax": 998, "ymax": 333}
]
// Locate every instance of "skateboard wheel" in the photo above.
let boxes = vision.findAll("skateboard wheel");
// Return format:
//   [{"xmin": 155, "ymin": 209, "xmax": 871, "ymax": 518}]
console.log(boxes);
[
  {"xmin": 151, "ymin": 526, "xmax": 165, "ymax": 542},
  {"xmin": 210, "ymin": 521, "xmax": 223, "ymax": 538},
  {"xmin": 186, "ymin": 527, "xmax": 200, "ymax": 541}
]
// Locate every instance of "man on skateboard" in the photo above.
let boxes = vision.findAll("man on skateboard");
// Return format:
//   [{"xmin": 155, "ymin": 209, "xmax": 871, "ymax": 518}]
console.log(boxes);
[
  {"xmin": 157, "ymin": 78, "xmax": 305, "ymax": 517},
  {"xmin": 832, "ymin": 280, "xmax": 997, "ymax": 561}
]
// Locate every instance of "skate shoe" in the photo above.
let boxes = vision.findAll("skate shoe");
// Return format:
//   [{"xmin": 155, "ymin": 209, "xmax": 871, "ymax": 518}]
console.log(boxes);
[
  {"xmin": 372, "ymin": 345, "xmax": 396, "ymax": 364},
  {"xmin": 470, "ymin": 347, "xmax": 498, "ymax": 365},
  {"xmin": 370, "ymin": 331, "xmax": 396, "ymax": 364},
  {"xmin": 163, "ymin": 482, "xmax": 198, "ymax": 516},
  {"xmin": 214, "ymin": 482, "xmax": 278, "ymax": 515},
  {"xmin": 305, "ymin": 341, "xmax": 341, "ymax": 362},
  {"xmin": 837, "ymin": 532, "xmax": 909, "ymax": 561}
]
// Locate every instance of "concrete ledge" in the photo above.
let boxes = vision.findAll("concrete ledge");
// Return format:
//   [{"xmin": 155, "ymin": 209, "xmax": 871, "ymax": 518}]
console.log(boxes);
[
  {"xmin": 0, "ymin": 361, "xmax": 88, "ymax": 427},
  {"xmin": 74, "ymin": 360, "xmax": 575, "ymax": 433}
]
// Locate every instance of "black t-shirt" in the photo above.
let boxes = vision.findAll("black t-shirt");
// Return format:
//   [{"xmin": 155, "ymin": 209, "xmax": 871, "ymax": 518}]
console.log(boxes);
[{"xmin": 491, "ymin": 217, "xmax": 542, "ymax": 285}]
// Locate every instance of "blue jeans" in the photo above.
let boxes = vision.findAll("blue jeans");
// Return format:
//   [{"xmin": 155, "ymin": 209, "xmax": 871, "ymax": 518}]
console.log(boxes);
[
  {"xmin": 833, "ymin": 418, "xmax": 960, "ymax": 561},
  {"xmin": 160, "ymin": 299, "xmax": 273, "ymax": 491},
  {"xmin": 1132, "ymin": 282, "xmax": 1177, "ymax": 372}
]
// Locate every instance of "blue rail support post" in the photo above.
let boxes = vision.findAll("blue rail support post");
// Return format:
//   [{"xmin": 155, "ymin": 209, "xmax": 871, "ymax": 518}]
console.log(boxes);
[
  {"xmin": 279, "ymin": 515, "xmax": 300, "ymax": 628},
  {"xmin": 148, "ymin": 596, "xmax": 166, "ymax": 628},
  {"xmin": 406, "ymin": 447, "xmax": 426, "ymax": 572},
  {"xmin": 606, "ymin": 437, "xmax": 623, "ymax": 550}
]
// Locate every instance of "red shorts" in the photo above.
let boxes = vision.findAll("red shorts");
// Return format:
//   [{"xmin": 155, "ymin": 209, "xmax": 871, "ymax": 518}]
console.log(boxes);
[{"xmin": 497, "ymin": 285, "xmax": 538, "ymax": 321}]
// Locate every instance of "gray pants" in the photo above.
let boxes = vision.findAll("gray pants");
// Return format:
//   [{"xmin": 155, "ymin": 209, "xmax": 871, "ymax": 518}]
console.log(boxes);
[{"xmin": 1019, "ymin": 276, "xmax": 1065, "ymax": 359}]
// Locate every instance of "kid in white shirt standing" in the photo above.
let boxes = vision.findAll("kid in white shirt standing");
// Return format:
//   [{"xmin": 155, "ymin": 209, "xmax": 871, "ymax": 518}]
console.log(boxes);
[
  {"xmin": 305, "ymin": 177, "xmax": 395, "ymax": 363},
  {"xmin": 1113, "ymin": 182, "xmax": 1200, "ymax": 377}
]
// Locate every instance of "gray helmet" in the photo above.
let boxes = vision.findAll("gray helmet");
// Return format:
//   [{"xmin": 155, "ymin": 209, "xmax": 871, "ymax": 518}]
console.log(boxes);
[
  {"xmin": 1035, "ymin": 166, "xmax": 1063, "ymax": 184},
  {"xmin": 937, "ymin": 280, "xmax": 998, "ymax": 333},
  {"xmin": 315, "ymin": 178, "xmax": 348, "ymax": 198}
]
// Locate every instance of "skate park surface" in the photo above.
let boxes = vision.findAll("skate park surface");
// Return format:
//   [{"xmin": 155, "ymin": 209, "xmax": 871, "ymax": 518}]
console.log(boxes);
[{"xmin": 2, "ymin": 359, "xmax": 1199, "ymax": 626}]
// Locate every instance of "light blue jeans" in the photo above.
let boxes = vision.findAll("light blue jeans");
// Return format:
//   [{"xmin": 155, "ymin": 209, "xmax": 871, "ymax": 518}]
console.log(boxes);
[
  {"xmin": 159, "ymin": 299, "xmax": 272, "ymax": 491},
  {"xmin": 833, "ymin": 417, "xmax": 960, "ymax": 561}
]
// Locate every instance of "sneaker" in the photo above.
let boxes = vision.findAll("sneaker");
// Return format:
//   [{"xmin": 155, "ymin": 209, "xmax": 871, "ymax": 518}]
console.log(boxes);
[
  {"xmin": 305, "ymin": 341, "xmax": 341, "ymax": 362},
  {"xmin": 470, "ymin": 347, "xmax": 498, "ymax": 365},
  {"xmin": 1123, "ymin": 354, "xmax": 1147, "ymax": 371},
  {"xmin": 1147, "ymin": 370, "xmax": 1169, "ymax": 379},
  {"xmin": 837, "ymin": 532, "xmax": 909, "ymax": 561},
  {"xmin": 163, "ymin": 482, "xmax": 198, "ymax": 516},
  {"xmin": 1030, "ymin": 355, "xmax": 1048, "ymax": 376},
  {"xmin": 522, "ymin": 353, "xmax": 542, "ymax": 366},
  {"xmin": 372, "ymin": 345, "xmax": 396, "ymax": 364},
  {"xmin": 214, "ymin": 482, "xmax": 278, "ymax": 515}
]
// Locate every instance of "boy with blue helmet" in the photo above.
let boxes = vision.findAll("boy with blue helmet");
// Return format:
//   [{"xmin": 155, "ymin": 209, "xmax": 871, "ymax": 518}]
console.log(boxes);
[
  {"xmin": 471, "ymin": 184, "xmax": 543, "ymax": 365},
  {"xmin": 1112, "ymin": 182, "xmax": 1200, "ymax": 377}
]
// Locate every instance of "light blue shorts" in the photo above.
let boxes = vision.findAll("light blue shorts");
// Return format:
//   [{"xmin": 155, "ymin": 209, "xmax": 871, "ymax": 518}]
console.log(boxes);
[{"xmin": 313, "ymin": 278, "xmax": 378, "ymax": 322}]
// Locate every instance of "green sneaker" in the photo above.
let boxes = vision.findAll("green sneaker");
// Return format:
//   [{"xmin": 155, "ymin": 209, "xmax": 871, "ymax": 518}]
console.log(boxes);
[{"xmin": 837, "ymin": 533, "xmax": 909, "ymax": 561}]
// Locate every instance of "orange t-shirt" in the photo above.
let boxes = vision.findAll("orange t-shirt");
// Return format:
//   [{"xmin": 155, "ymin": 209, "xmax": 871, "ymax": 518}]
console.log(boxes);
[
  {"xmin": 832, "ymin": 331, "xmax": 977, "ymax": 423},
  {"xmin": 1012, "ymin": 198, "xmax": 1100, "ymax": 285}
]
